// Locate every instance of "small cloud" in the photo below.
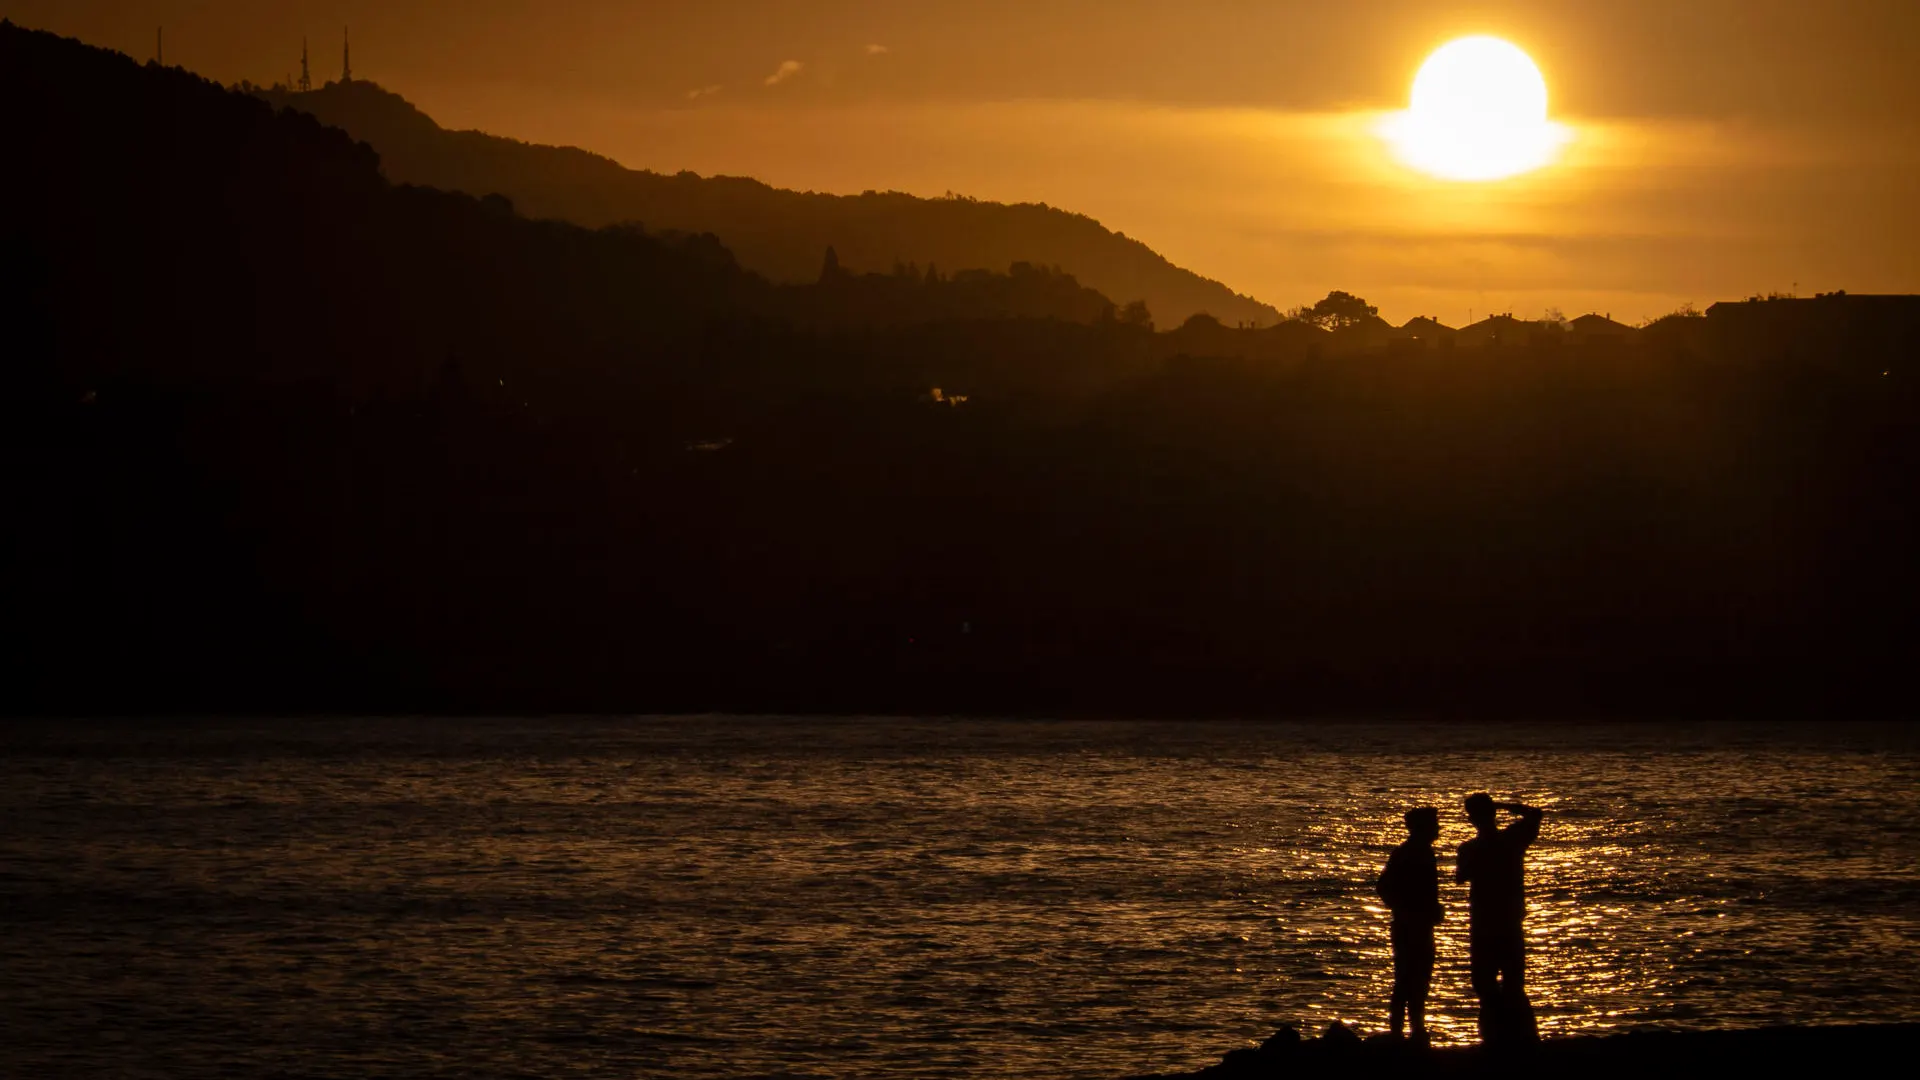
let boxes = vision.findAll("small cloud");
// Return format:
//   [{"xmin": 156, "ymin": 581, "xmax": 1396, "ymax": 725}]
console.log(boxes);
[
  {"xmin": 764, "ymin": 60, "xmax": 803, "ymax": 86},
  {"xmin": 686, "ymin": 84, "xmax": 722, "ymax": 100},
  {"xmin": 865, "ymin": 44, "xmax": 889, "ymax": 56}
]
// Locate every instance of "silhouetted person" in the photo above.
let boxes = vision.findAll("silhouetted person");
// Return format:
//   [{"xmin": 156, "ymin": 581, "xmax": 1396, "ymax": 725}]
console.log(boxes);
[
  {"xmin": 1377, "ymin": 806, "xmax": 1444, "ymax": 1043},
  {"xmin": 1456, "ymin": 792, "xmax": 1543, "ymax": 1045}
]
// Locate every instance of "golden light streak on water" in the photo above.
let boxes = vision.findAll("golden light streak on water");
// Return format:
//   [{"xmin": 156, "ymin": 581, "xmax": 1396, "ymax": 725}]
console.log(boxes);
[{"xmin": 1, "ymin": 719, "xmax": 1916, "ymax": 1079}]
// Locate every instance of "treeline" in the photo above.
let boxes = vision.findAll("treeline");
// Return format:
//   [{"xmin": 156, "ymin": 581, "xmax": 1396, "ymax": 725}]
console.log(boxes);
[{"xmin": 2, "ymin": 22, "xmax": 1913, "ymax": 715}]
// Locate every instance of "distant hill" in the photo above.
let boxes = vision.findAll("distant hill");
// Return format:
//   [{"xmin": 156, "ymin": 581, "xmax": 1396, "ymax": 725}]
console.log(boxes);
[
  {"xmin": 6, "ymin": 21, "xmax": 1915, "ymax": 717},
  {"xmin": 257, "ymin": 80, "xmax": 1281, "ymax": 329}
]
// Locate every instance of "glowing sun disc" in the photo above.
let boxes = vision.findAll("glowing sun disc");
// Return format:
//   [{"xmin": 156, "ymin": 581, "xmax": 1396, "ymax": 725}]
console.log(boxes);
[{"xmin": 1382, "ymin": 35, "xmax": 1570, "ymax": 181}]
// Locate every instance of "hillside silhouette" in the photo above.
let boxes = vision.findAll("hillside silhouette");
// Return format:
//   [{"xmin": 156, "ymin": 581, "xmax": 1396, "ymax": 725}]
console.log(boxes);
[
  {"xmin": 255, "ymin": 79, "xmax": 1280, "ymax": 329},
  {"xmin": 3, "ymin": 23, "xmax": 1914, "ymax": 716}
]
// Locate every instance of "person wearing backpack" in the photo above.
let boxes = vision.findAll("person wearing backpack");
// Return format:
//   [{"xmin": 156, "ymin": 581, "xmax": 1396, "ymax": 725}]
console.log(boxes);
[{"xmin": 1378, "ymin": 806, "xmax": 1445, "ymax": 1043}]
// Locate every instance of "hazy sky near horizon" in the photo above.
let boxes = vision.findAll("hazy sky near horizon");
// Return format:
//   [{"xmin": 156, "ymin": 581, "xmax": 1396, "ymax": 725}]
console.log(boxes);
[{"xmin": 16, "ymin": 1, "xmax": 1920, "ymax": 322}]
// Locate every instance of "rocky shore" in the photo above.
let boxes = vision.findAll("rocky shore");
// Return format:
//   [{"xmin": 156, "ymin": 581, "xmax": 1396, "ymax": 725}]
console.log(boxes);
[{"xmin": 1127, "ymin": 1021, "xmax": 1920, "ymax": 1079}]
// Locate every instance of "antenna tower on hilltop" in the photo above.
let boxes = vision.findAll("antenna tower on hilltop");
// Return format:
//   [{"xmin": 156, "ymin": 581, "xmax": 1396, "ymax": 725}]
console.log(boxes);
[
  {"xmin": 299, "ymin": 35, "xmax": 312, "ymax": 92},
  {"xmin": 342, "ymin": 27, "xmax": 352, "ymax": 83}
]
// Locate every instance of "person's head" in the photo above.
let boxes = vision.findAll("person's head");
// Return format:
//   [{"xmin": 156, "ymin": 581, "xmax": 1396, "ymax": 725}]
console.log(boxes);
[
  {"xmin": 1403, "ymin": 806, "xmax": 1440, "ymax": 844},
  {"xmin": 1464, "ymin": 792, "xmax": 1497, "ymax": 832}
]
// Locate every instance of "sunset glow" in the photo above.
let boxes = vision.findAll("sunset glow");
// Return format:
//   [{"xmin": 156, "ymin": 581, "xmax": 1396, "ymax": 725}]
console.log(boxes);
[
  {"xmin": 5, "ymin": 4, "xmax": 1920, "ymax": 1077},
  {"xmin": 1382, "ymin": 36, "xmax": 1571, "ymax": 181}
]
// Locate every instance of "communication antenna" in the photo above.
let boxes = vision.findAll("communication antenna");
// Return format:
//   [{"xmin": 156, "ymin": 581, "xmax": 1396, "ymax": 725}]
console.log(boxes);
[
  {"xmin": 342, "ymin": 27, "xmax": 352, "ymax": 83},
  {"xmin": 299, "ymin": 35, "xmax": 311, "ymax": 92},
  {"xmin": 156, "ymin": 26, "xmax": 164, "ymax": 65}
]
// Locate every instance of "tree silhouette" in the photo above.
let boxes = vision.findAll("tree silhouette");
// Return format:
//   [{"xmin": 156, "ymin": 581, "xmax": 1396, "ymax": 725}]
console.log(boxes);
[
  {"xmin": 1119, "ymin": 299, "xmax": 1154, "ymax": 330},
  {"xmin": 1297, "ymin": 290, "xmax": 1379, "ymax": 331}
]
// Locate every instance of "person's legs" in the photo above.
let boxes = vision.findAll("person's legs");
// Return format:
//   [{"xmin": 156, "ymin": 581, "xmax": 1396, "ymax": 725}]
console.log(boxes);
[
  {"xmin": 1389, "ymin": 921, "xmax": 1411, "ymax": 1035},
  {"xmin": 1494, "ymin": 924, "xmax": 1536, "ymax": 1043},
  {"xmin": 1468, "ymin": 923, "xmax": 1502, "ymax": 1043},
  {"xmin": 1502, "ymin": 924, "xmax": 1525, "ymax": 997},
  {"xmin": 1391, "ymin": 921, "xmax": 1432, "ymax": 1038},
  {"xmin": 1407, "ymin": 930, "xmax": 1435, "ymax": 1043}
]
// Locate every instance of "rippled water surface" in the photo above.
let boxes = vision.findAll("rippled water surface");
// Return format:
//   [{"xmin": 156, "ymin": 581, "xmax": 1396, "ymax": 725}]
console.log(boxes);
[{"xmin": 3, "ymin": 718, "xmax": 1917, "ymax": 1078}]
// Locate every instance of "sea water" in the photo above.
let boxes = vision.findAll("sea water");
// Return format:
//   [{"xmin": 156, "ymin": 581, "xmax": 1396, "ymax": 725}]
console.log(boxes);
[{"xmin": 2, "ymin": 718, "xmax": 1916, "ymax": 1078}]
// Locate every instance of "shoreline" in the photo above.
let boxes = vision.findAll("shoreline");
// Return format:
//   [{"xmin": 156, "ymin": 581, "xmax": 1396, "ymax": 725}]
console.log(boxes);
[{"xmin": 1126, "ymin": 1022, "xmax": 1920, "ymax": 1079}]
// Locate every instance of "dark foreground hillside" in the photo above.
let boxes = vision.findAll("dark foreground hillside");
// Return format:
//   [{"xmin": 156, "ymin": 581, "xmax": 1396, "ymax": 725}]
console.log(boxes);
[
  {"xmin": 255, "ymin": 79, "xmax": 1281, "ymax": 329},
  {"xmin": 2, "ymin": 23, "xmax": 1915, "ymax": 715}
]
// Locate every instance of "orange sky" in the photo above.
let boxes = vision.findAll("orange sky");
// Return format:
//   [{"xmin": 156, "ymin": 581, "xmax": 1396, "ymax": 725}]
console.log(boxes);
[{"xmin": 15, "ymin": 1, "xmax": 1920, "ymax": 323}]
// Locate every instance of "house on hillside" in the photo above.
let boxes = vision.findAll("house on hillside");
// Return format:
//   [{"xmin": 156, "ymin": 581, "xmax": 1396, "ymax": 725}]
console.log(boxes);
[
  {"xmin": 1569, "ymin": 313, "xmax": 1638, "ymax": 342},
  {"xmin": 1263, "ymin": 319, "xmax": 1331, "ymax": 354},
  {"xmin": 1394, "ymin": 316, "xmax": 1457, "ymax": 348},
  {"xmin": 1705, "ymin": 292, "xmax": 1920, "ymax": 364},
  {"xmin": 1164, "ymin": 312, "xmax": 1238, "ymax": 356},
  {"xmin": 1325, "ymin": 314, "xmax": 1398, "ymax": 354},
  {"xmin": 1454, "ymin": 313, "xmax": 1534, "ymax": 349},
  {"xmin": 1705, "ymin": 293, "xmax": 1920, "ymax": 332}
]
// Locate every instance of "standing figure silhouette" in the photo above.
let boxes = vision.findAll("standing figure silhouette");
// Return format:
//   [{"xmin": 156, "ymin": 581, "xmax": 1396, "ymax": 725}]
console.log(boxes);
[
  {"xmin": 1456, "ymin": 792, "xmax": 1543, "ymax": 1045},
  {"xmin": 1378, "ymin": 806, "xmax": 1444, "ymax": 1043}
]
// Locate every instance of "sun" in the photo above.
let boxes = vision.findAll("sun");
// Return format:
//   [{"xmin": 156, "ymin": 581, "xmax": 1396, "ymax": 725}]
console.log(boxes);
[{"xmin": 1381, "ymin": 36, "xmax": 1570, "ymax": 181}]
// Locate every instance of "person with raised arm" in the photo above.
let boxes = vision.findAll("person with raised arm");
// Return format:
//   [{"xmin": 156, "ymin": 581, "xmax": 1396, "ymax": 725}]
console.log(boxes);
[{"xmin": 1456, "ymin": 793, "xmax": 1544, "ymax": 1045}]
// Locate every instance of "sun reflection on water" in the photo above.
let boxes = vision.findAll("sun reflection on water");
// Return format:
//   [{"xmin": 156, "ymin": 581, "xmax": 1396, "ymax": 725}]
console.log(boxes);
[
  {"xmin": 1, "ymin": 720, "xmax": 1917, "ymax": 1079},
  {"xmin": 1330, "ymin": 792, "xmax": 1724, "ymax": 1043}
]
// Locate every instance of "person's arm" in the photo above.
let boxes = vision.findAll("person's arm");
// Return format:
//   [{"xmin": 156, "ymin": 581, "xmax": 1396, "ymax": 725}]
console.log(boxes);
[{"xmin": 1502, "ymin": 802, "xmax": 1543, "ymax": 844}]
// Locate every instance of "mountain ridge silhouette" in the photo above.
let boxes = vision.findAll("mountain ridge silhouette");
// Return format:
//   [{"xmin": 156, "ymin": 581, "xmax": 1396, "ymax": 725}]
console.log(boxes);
[
  {"xmin": 257, "ymin": 79, "xmax": 1282, "ymax": 329},
  {"xmin": 5, "ymin": 20, "xmax": 1914, "ymax": 717}
]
